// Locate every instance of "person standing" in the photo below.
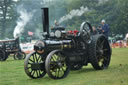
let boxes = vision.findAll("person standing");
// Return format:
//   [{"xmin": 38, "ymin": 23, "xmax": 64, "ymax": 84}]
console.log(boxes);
[
  {"xmin": 54, "ymin": 20, "xmax": 59, "ymax": 27},
  {"xmin": 92, "ymin": 26, "xmax": 98, "ymax": 35},
  {"xmin": 101, "ymin": 20, "xmax": 109, "ymax": 39},
  {"xmin": 97, "ymin": 25, "xmax": 102, "ymax": 34}
]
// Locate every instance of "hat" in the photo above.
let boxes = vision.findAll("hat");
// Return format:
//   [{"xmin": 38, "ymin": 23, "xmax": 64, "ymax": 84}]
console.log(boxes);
[{"xmin": 101, "ymin": 19, "xmax": 105, "ymax": 23}]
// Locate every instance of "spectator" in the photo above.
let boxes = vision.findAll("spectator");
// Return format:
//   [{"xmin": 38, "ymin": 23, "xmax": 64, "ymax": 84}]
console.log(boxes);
[
  {"xmin": 92, "ymin": 26, "xmax": 98, "ymax": 35},
  {"xmin": 97, "ymin": 25, "xmax": 102, "ymax": 34},
  {"xmin": 101, "ymin": 19, "xmax": 109, "ymax": 39},
  {"xmin": 123, "ymin": 40, "xmax": 127, "ymax": 48},
  {"xmin": 119, "ymin": 40, "xmax": 122, "ymax": 48}
]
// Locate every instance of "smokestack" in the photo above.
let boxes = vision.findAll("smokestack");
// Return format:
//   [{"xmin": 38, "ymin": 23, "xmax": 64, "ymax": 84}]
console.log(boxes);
[{"xmin": 41, "ymin": 8, "xmax": 49, "ymax": 38}]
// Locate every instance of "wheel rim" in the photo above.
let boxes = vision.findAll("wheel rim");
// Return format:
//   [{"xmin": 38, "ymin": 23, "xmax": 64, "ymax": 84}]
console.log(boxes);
[
  {"xmin": 45, "ymin": 50, "xmax": 70, "ymax": 79},
  {"xmin": 22, "ymin": 52, "xmax": 26, "ymax": 59},
  {"xmin": 17, "ymin": 52, "xmax": 22, "ymax": 59},
  {"xmin": 96, "ymin": 36, "xmax": 111, "ymax": 68},
  {"xmin": 24, "ymin": 51, "xmax": 46, "ymax": 79}
]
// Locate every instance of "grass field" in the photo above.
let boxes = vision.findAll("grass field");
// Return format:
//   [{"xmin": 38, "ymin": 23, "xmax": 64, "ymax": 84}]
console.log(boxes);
[{"xmin": 0, "ymin": 48, "xmax": 128, "ymax": 85}]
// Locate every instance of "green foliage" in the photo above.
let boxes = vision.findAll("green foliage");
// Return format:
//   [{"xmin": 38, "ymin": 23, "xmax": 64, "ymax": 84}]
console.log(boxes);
[
  {"xmin": 0, "ymin": 0, "xmax": 128, "ymax": 39},
  {"xmin": 0, "ymin": 0, "xmax": 18, "ymax": 39},
  {"xmin": 64, "ymin": 0, "xmax": 128, "ymax": 36}
]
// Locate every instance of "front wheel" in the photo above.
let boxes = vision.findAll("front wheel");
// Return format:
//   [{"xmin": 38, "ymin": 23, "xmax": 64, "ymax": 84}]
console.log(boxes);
[
  {"xmin": 24, "ymin": 51, "xmax": 46, "ymax": 79},
  {"xmin": 45, "ymin": 50, "xmax": 70, "ymax": 79}
]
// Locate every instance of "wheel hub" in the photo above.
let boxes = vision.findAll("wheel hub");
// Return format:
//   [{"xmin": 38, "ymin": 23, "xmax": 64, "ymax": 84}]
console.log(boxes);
[
  {"xmin": 57, "ymin": 62, "xmax": 62, "ymax": 67},
  {"xmin": 99, "ymin": 49, "xmax": 104, "ymax": 55}
]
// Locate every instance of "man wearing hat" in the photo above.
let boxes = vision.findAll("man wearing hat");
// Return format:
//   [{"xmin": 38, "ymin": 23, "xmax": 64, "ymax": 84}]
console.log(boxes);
[{"xmin": 101, "ymin": 19, "xmax": 109, "ymax": 39}]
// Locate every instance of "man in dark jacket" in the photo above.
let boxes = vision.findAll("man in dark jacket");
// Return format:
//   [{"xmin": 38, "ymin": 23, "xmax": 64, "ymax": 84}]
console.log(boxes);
[{"xmin": 101, "ymin": 20, "xmax": 109, "ymax": 39}]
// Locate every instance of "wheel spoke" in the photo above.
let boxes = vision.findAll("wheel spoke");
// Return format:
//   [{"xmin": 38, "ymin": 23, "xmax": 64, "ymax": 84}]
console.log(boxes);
[
  {"xmin": 97, "ymin": 39, "xmax": 103, "ymax": 49},
  {"xmin": 37, "ymin": 55, "xmax": 41, "ymax": 61},
  {"xmin": 61, "ymin": 66, "xmax": 65, "ymax": 72},
  {"xmin": 53, "ymin": 54, "xmax": 58, "ymax": 60},
  {"xmin": 27, "ymin": 67, "xmax": 31, "ymax": 69},
  {"xmin": 103, "ymin": 49, "xmax": 108, "ymax": 52},
  {"xmin": 29, "ymin": 58, "xmax": 34, "ymax": 63},
  {"xmin": 51, "ymin": 56, "xmax": 56, "ymax": 61},
  {"xmin": 101, "ymin": 40, "xmax": 105, "ymax": 46},
  {"xmin": 39, "ymin": 70, "xmax": 41, "ymax": 76},
  {"xmin": 99, "ymin": 59, "xmax": 104, "ymax": 66},
  {"xmin": 31, "ymin": 70, "xmax": 35, "ymax": 76},
  {"xmin": 104, "ymin": 56, "xmax": 109, "ymax": 61},
  {"xmin": 96, "ymin": 43, "xmax": 101, "ymax": 50},
  {"xmin": 39, "ymin": 57, "xmax": 42, "ymax": 62},
  {"xmin": 50, "ymin": 63, "xmax": 57, "ymax": 69},
  {"xmin": 30, "ymin": 70, "xmax": 33, "ymax": 75},
  {"xmin": 34, "ymin": 54, "xmax": 38, "ymax": 62},
  {"xmin": 32, "ymin": 54, "xmax": 36, "ymax": 63},
  {"xmin": 36, "ymin": 70, "xmax": 39, "ymax": 77}
]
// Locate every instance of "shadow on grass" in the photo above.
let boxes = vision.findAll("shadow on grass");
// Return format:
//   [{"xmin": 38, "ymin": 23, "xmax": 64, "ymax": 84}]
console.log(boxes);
[
  {"xmin": 25, "ymin": 68, "xmax": 96, "ymax": 82},
  {"xmin": 26, "ymin": 75, "xmax": 62, "ymax": 83},
  {"xmin": 70, "ymin": 67, "xmax": 96, "ymax": 75}
]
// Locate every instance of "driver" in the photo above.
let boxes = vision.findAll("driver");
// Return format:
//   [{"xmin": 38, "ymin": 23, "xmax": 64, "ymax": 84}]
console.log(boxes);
[
  {"xmin": 101, "ymin": 20, "xmax": 109, "ymax": 39},
  {"xmin": 54, "ymin": 20, "xmax": 59, "ymax": 27}
]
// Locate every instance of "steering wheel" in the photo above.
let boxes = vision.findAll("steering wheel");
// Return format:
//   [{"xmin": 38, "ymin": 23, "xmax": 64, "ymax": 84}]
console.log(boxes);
[{"xmin": 80, "ymin": 21, "xmax": 93, "ymax": 44}]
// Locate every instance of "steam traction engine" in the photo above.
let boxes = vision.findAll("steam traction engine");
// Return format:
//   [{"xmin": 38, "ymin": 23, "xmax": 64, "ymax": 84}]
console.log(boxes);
[
  {"xmin": 0, "ymin": 38, "xmax": 26, "ymax": 61},
  {"xmin": 24, "ymin": 8, "xmax": 112, "ymax": 79}
]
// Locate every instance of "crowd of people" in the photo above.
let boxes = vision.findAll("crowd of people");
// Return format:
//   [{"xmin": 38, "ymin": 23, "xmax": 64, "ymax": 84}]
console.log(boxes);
[{"xmin": 111, "ymin": 40, "xmax": 128, "ymax": 48}]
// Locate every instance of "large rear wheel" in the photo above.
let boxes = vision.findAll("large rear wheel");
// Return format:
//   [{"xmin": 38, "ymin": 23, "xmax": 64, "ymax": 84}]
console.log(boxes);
[
  {"xmin": 89, "ymin": 34, "xmax": 111, "ymax": 70},
  {"xmin": 45, "ymin": 50, "xmax": 70, "ymax": 79}
]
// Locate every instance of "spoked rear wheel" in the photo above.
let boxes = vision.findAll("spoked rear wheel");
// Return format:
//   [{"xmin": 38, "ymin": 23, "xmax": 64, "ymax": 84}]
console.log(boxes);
[
  {"xmin": 45, "ymin": 50, "xmax": 70, "ymax": 79},
  {"xmin": 89, "ymin": 34, "xmax": 112, "ymax": 70},
  {"xmin": 24, "ymin": 51, "xmax": 46, "ymax": 79}
]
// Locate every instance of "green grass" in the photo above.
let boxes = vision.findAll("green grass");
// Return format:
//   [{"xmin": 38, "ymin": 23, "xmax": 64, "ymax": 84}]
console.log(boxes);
[{"xmin": 0, "ymin": 48, "xmax": 128, "ymax": 85}]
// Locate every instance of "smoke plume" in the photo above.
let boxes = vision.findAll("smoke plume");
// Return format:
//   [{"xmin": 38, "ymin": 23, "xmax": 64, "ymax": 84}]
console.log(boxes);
[
  {"xmin": 13, "ymin": 7, "xmax": 34, "ymax": 38},
  {"xmin": 58, "ymin": 6, "xmax": 89, "ymax": 23}
]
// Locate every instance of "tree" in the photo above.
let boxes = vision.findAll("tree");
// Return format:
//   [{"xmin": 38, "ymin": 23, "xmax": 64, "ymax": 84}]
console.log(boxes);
[{"xmin": 0, "ymin": 0, "xmax": 18, "ymax": 39}]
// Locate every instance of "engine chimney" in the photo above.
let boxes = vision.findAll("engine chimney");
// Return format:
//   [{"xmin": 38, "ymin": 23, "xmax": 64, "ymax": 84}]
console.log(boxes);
[{"xmin": 41, "ymin": 8, "xmax": 49, "ymax": 38}]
